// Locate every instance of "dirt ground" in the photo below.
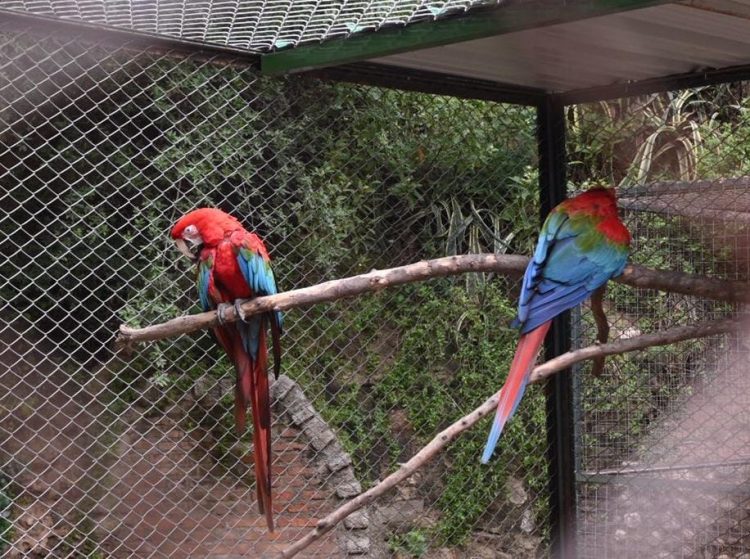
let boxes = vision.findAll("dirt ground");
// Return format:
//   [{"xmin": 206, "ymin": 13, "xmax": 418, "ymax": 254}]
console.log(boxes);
[{"xmin": 0, "ymin": 321, "xmax": 344, "ymax": 558}]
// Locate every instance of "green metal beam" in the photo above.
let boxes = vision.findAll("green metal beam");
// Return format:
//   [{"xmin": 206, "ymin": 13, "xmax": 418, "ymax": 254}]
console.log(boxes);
[{"xmin": 262, "ymin": 0, "xmax": 675, "ymax": 76}]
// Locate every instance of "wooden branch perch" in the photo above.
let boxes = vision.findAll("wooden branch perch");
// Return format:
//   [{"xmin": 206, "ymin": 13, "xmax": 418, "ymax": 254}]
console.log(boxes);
[
  {"xmin": 616, "ymin": 264, "xmax": 748, "ymax": 303},
  {"xmin": 113, "ymin": 251, "xmax": 746, "ymax": 555},
  {"xmin": 279, "ymin": 316, "xmax": 743, "ymax": 559},
  {"xmin": 117, "ymin": 254, "xmax": 748, "ymax": 347},
  {"xmin": 118, "ymin": 254, "xmax": 527, "ymax": 347}
]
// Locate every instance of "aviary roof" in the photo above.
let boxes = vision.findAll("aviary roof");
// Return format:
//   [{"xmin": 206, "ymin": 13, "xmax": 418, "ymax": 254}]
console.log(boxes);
[
  {"xmin": 372, "ymin": 2, "xmax": 750, "ymax": 94},
  {"xmin": 5, "ymin": 0, "xmax": 750, "ymax": 97},
  {"xmin": 0, "ymin": 0, "xmax": 501, "ymax": 51}
]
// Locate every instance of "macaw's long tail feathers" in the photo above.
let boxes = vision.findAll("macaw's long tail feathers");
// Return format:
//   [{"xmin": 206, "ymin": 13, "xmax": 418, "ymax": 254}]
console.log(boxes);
[
  {"xmin": 481, "ymin": 321, "xmax": 551, "ymax": 464},
  {"xmin": 233, "ymin": 381, "xmax": 247, "ymax": 435},
  {"xmin": 250, "ymin": 325, "xmax": 274, "ymax": 532},
  {"xmin": 269, "ymin": 311, "xmax": 282, "ymax": 379},
  {"xmin": 230, "ymin": 319, "xmax": 273, "ymax": 531},
  {"xmin": 211, "ymin": 326, "xmax": 249, "ymax": 435}
]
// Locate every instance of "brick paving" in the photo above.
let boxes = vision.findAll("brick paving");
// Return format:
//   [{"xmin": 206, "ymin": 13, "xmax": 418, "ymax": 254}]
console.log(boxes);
[
  {"xmin": 2, "ymin": 323, "xmax": 367, "ymax": 558},
  {"xmin": 101, "ymin": 415, "xmax": 344, "ymax": 558}
]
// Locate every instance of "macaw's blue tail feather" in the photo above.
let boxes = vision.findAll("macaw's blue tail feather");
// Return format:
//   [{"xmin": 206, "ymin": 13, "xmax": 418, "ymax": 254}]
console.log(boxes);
[{"xmin": 481, "ymin": 321, "xmax": 551, "ymax": 464}]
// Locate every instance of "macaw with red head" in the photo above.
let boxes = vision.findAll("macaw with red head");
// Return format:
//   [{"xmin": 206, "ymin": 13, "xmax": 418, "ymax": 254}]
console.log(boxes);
[
  {"xmin": 482, "ymin": 187, "xmax": 630, "ymax": 463},
  {"xmin": 171, "ymin": 208, "xmax": 282, "ymax": 531}
]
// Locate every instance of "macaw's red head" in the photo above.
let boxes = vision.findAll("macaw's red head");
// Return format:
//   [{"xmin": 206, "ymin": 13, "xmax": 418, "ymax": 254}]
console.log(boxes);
[
  {"xmin": 561, "ymin": 186, "xmax": 630, "ymax": 246},
  {"xmin": 561, "ymin": 186, "xmax": 619, "ymax": 218},
  {"xmin": 171, "ymin": 207, "xmax": 243, "ymax": 262}
]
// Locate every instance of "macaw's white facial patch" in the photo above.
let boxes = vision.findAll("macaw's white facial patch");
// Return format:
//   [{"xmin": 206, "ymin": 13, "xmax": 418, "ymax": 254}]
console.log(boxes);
[{"xmin": 182, "ymin": 224, "xmax": 203, "ymax": 247}]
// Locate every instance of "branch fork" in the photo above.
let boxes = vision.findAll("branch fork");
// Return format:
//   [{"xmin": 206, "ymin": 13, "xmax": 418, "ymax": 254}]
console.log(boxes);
[{"xmin": 113, "ymin": 252, "xmax": 747, "ymax": 558}]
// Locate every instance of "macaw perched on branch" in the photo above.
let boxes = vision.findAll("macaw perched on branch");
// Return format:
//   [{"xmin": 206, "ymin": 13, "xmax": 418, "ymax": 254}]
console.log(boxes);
[
  {"xmin": 171, "ymin": 208, "xmax": 282, "ymax": 531},
  {"xmin": 481, "ymin": 187, "xmax": 630, "ymax": 464}
]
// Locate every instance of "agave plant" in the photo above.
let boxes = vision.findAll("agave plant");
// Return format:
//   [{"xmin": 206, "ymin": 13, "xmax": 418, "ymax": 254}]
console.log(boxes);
[
  {"xmin": 568, "ymin": 83, "xmax": 744, "ymax": 188},
  {"xmin": 620, "ymin": 88, "xmax": 709, "ymax": 186},
  {"xmin": 431, "ymin": 197, "xmax": 517, "ymax": 299}
]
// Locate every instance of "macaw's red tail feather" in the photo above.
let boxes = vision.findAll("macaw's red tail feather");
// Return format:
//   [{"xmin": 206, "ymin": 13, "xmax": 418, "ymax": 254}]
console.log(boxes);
[
  {"xmin": 233, "ymin": 383, "xmax": 246, "ymax": 434},
  {"xmin": 250, "ymin": 327, "xmax": 274, "ymax": 532},
  {"xmin": 270, "ymin": 313, "xmax": 282, "ymax": 379},
  {"xmin": 234, "ymin": 345, "xmax": 253, "ymax": 436},
  {"xmin": 211, "ymin": 326, "xmax": 248, "ymax": 435},
  {"xmin": 222, "ymin": 325, "xmax": 274, "ymax": 531},
  {"xmin": 481, "ymin": 321, "xmax": 551, "ymax": 464}
]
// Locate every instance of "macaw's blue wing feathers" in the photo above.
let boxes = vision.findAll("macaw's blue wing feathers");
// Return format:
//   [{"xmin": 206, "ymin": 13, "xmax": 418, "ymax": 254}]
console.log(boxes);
[
  {"xmin": 238, "ymin": 246, "xmax": 278, "ymax": 297},
  {"xmin": 513, "ymin": 211, "xmax": 628, "ymax": 334},
  {"xmin": 235, "ymin": 239, "xmax": 283, "ymax": 378},
  {"xmin": 514, "ymin": 213, "xmax": 574, "ymax": 328},
  {"xmin": 197, "ymin": 256, "xmax": 214, "ymax": 312},
  {"xmin": 238, "ymin": 314, "xmax": 263, "ymax": 361}
]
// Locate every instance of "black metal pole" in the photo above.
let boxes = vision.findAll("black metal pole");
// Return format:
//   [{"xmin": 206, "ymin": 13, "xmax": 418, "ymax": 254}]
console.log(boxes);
[{"xmin": 537, "ymin": 95, "xmax": 576, "ymax": 559}]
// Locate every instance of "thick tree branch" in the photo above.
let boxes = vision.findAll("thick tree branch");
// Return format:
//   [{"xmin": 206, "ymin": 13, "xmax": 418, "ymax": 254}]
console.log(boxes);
[
  {"xmin": 617, "ymin": 263, "xmax": 747, "ymax": 304},
  {"xmin": 279, "ymin": 317, "xmax": 743, "ymax": 559},
  {"xmin": 117, "ymin": 254, "xmax": 748, "ymax": 347},
  {"xmin": 118, "ymin": 254, "xmax": 528, "ymax": 347}
]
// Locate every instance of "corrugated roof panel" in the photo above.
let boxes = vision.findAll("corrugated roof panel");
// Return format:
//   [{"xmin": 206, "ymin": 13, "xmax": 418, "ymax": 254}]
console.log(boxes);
[{"xmin": 375, "ymin": 3, "xmax": 750, "ymax": 92}]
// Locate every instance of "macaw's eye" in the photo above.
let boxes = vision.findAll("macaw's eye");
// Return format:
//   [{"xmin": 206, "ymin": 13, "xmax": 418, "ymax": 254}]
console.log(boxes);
[{"xmin": 182, "ymin": 224, "xmax": 203, "ymax": 245}]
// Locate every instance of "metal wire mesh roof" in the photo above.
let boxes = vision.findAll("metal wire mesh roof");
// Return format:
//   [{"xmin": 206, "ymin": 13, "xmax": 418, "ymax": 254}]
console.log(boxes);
[{"xmin": 0, "ymin": 0, "xmax": 501, "ymax": 52}]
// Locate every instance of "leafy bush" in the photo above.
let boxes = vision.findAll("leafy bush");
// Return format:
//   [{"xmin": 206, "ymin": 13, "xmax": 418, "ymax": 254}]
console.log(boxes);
[{"xmin": 389, "ymin": 529, "xmax": 429, "ymax": 557}]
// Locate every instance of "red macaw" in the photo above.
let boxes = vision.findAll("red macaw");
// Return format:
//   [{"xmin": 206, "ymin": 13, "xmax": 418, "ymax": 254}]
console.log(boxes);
[
  {"xmin": 171, "ymin": 208, "xmax": 282, "ymax": 531},
  {"xmin": 482, "ymin": 187, "xmax": 630, "ymax": 463}
]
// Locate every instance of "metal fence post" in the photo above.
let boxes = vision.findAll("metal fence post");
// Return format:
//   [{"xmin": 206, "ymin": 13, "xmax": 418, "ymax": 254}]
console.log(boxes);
[{"xmin": 537, "ymin": 95, "xmax": 576, "ymax": 559}]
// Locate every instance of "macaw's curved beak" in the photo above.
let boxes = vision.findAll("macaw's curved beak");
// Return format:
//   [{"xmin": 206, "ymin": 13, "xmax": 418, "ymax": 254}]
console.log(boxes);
[{"xmin": 174, "ymin": 238, "xmax": 199, "ymax": 263}]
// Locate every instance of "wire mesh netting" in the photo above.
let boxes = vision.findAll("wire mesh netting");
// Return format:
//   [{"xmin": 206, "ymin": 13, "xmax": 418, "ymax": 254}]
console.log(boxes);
[
  {"xmin": 0, "ymin": 21, "xmax": 554, "ymax": 558},
  {"xmin": 0, "ymin": 0, "xmax": 500, "ymax": 52},
  {"xmin": 4, "ymin": 9, "xmax": 750, "ymax": 559},
  {"xmin": 567, "ymin": 90, "xmax": 750, "ymax": 558}
]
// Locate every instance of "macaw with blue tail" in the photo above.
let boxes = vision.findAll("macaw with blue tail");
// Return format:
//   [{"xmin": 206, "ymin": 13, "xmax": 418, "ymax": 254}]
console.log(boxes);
[
  {"xmin": 481, "ymin": 187, "xmax": 630, "ymax": 464},
  {"xmin": 171, "ymin": 207, "xmax": 282, "ymax": 531}
]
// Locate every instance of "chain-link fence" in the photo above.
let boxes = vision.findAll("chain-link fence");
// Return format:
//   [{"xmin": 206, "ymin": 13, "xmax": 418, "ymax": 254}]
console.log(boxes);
[
  {"xmin": 568, "ymin": 90, "xmax": 750, "ymax": 558},
  {"xmin": 1, "ymin": 20, "xmax": 553, "ymax": 558},
  {"xmin": 3, "ymin": 12, "xmax": 750, "ymax": 559}
]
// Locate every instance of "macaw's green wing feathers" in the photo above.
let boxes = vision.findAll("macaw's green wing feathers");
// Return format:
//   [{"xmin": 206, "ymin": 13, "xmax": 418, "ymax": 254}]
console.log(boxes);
[{"xmin": 513, "ymin": 208, "xmax": 629, "ymax": 334}]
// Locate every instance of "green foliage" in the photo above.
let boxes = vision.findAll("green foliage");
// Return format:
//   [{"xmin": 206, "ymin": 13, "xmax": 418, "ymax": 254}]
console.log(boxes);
[
  {"xmin": 388, "ymin": 529, "xmax": 429, "ymax": 557},
  {"xmin": 573, "ymin": 211, "xmax": 724, "ymax": 468},
  {"xmin": 278, "ymin": 297, "xmax": 401, "ymax": 482},
  {"xmin": 566, "ymin": 84, "xmax": 743, "ymax": 472},
  {"xmin": 568, "ymin": 83, "xmax": 750, "ymax": 186},
  {"xmin": 379, "ymin": 282, "xmax": 548, "ymax": 544},
  {"xmin": 281, "ymin": 276, "xmax": 547, "ymax": 546}
]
